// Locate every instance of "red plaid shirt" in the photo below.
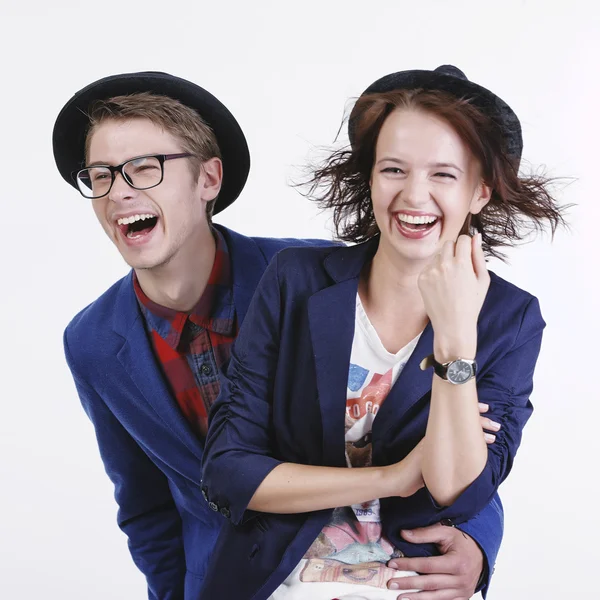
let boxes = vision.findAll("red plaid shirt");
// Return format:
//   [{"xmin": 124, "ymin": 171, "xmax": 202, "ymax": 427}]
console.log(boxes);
[{"xmin": 133, "ymin": 229, "xmax": 237, "ymax": 438}]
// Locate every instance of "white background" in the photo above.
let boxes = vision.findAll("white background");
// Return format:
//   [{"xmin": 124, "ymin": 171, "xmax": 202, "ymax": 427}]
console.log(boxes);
[{"xmin": 0, "ymin": 1, "xmax": 598, "ymax": 598}]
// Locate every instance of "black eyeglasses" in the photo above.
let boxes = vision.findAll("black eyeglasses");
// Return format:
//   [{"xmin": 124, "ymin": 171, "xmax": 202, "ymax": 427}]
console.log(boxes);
[{"xmin": 74, "ymin": 153, "xmax": 194, "ymax": 199}]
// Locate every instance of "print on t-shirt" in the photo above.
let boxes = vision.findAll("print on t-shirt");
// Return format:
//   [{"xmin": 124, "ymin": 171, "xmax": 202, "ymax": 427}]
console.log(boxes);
[
  {"xmin": 300, "ymin": 362, "xmax": 407, "ymax": 587},
  {"xmin": 272, "ymin": 294, "xmax": 420, "ymax": 596}
]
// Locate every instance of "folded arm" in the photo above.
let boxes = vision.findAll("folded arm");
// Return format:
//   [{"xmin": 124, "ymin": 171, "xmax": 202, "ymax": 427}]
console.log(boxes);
[{"xmin": 419, "ymin": 296, "xmax": 545, "ymax": 518}]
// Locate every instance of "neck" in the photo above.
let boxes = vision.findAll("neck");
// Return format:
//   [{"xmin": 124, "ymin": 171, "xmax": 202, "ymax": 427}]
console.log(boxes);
[
  {"xmin": 360, "ymin": 240, "xmax": 429, "ymax": 326},
  {"xmin": 135, "ymin": 224, "xmax": 216, "ymax": 312}
]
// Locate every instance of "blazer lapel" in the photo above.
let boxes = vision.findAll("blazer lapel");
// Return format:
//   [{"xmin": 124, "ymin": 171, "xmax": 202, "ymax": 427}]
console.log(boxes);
[
  {"xmin": 307, "ymin": 239, "xmax": 380, "ymax": 466},
  {"xmin": 112, "ymin": 275, "xmax": 203, "ymax": 460},
  {"xmin": 308, "ymin": 278, "xmax": 358, "ymax": 467},
  {"xmin": 305, "ymin": 234, "xmax": 436, "ymax": 448},
  {"xmin": 374, "ymin": 322, "xmax": 434, "ymax": 440},
  {"xmin": 109, "ymin": 227, "xmax": 270, "ymax": 464}
]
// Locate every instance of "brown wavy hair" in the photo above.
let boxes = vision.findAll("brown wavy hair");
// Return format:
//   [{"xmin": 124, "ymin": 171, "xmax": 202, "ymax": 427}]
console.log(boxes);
[{"xmin": 303, "ymin": 89, "xmax": 568, "ymax": 260}]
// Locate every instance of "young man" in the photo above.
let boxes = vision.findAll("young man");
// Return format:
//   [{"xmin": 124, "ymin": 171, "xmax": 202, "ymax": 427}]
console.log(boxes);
[{"xmin": 54, "ymin": 71, "xmax": 504, "ymax": 600}]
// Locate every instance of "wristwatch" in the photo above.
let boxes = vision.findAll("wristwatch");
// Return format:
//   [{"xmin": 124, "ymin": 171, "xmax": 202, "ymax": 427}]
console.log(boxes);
[{"xmin": 420, "ymin": 354, "xmax": 477, "ymax": 385}]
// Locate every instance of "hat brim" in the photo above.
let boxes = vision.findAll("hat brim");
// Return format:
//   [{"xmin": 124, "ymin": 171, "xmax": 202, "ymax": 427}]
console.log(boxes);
[
  {"xmin": 52, "ymin": 71, "xmax": 250, "ymax": 215},
  {"xmin": 349, "ymin": 69, "xmax": 522, "ymax": 162}
]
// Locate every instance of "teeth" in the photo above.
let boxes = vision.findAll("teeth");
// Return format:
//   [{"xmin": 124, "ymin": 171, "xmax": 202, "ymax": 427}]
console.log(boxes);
[
  {"xmin": 397, "ymin": 214, "xmax": 438, "ymax": 225},
  {"xmin": 117, "ymin": 214, "xmax": 156, "ymax": 226}
]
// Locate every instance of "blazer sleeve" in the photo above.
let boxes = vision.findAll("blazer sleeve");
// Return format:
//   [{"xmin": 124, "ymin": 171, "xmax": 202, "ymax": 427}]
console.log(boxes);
[
  {"xmin": 456, "ymin": 493, "xmax": 504, "ymax": 599},
  {"xmin": 414, "ymin": 295, "xmax": 545, "ymax": 524},
  {"xmin": 201, "ymin": 254, "xmax": 284, "ymax": 526},
  {"xmin": 64, "ymin": 331, "xmax": 186, "ymax": 600}
]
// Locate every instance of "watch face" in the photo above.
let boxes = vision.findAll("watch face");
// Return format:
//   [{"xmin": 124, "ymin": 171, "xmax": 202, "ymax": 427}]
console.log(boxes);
[{"xmin": 447, "ymin": 360, "xmax": 474, "ymax": 384}]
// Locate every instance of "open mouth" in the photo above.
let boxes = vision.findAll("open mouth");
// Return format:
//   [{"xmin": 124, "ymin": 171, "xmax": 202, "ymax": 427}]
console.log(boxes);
[
  {"xmin": 117, "ymin": 214, "xmax": 159, "ymax": 239},
  {"xmin": 397, "ymin": 214, "xmax": 439, "ymax": 230},
  {"xmin": 395, "ymin": 213, "xmax": 441, "ymax": 239}
]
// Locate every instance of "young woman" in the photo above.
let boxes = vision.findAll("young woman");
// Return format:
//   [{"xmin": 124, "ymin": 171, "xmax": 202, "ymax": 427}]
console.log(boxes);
[{"xmin": 199, "ymin": 65, "xmax": 565, "ymax": 600}]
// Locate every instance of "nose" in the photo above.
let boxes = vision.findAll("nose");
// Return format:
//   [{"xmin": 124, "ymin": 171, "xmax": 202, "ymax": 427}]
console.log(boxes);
[
  {"xmin": 108, "ymin": 171, "xmax": 137, "ymax": 203},
  {"xmin": 400, "ymin": 171, "xmax": 430, "ymax": 207}
]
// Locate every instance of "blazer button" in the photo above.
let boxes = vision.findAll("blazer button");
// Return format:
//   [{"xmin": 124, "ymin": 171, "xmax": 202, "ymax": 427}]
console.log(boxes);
[
  {"xmin": 220, "ymin": 507, "xmax": 231, "ymax": 519},
  {"xmin": 208, "ymin": 501, "xmax": 219, "ymax": 512},
  {"xmin": 440, "ymin": 518, "xmax": 455, "ymax": 527}
]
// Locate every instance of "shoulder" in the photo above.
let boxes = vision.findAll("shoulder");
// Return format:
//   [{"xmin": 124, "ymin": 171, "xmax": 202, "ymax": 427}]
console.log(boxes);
[
  {"xmin": 275, "ymin": 242, "xmax": 343, "ymax": 269},
  {"xmin": 249, "ymin": 244, "xmax": 346, "ymax": 305},
  {"xmin": 487, "ymin": 272, "xmax": 541, "ymax": 314},
  {"xmin": 216, "ymin": 222, "xmax": 340, "ymax": 263},
  {"xmin": 269, "ymin": 243, "xmax": 350, "ymax": 293},
  {"xmin": 252, "ymin": 236, "xmax": 341, "ymax": 263},
  {"xmin": 64, "ymin": 275, "xmax": 131, "ymax": 366},
  {"xmin": 484, "ymin": 271, "xmax": 546, "ymax": 344},
  {"xmin": 66, "ymin": 275, "xmax": 129, "ymax": 333}
]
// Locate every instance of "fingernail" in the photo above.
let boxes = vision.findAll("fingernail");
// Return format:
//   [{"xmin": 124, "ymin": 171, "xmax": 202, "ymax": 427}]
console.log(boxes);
[
  {"xmin": 478, "ymin": 402, "xmax": 489, "ymax": 411},
  {"xmin": 402, "ymin": 529, "xmax": 413, "ymax": 536},
  {"xmin": 477, "ymin": 232, "xmax": 483, "ymax": 245},
  {"xmin": 489, "ymin": 421, "xmax": 501, "ymax": 431},
  {"xmin": 485, "ymin": 433, "xmax": 496, "ymax": 442},
  {"xmin": 388, "ymin": 561, "xmax": 398, "ymax": 569},
  {"xmin": 389, "ymin": 582, "xmax": 400, "ymax": 590}
]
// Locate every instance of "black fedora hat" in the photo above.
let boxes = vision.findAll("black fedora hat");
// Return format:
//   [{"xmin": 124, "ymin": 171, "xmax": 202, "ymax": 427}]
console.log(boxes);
[
  {"xmin": 52, "ymin": 71, "xmax": 250, "ymax": 215},
  {"xmin": 349, "ymin": 64, "xmax": 523, "ymax": 163}
]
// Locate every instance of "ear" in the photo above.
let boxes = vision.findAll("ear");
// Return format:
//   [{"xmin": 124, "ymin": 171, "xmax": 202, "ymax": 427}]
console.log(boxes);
[
  {"xmin": 197, "ymin": 157, "xmax": 223, "ymax": 201},
  {"xmin": 469, "ymin": 181, "xmax": 492, "ymax": 215}
]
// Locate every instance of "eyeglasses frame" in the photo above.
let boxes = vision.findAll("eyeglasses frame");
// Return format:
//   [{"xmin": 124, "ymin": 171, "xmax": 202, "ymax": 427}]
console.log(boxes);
[{"xmin": 73, "ymin": 153, "xmax": 194, "ymax": 199}]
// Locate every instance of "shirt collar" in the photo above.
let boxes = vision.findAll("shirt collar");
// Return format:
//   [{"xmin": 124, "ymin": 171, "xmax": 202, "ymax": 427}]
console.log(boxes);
[{"xmin": 133, "ymin": 227, "xmax": 235, "ymax": 349}]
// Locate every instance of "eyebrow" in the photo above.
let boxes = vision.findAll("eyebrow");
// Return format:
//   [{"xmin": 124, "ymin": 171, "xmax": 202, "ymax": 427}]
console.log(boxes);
[
  {"xmin": 85, "ymin": 154, "xmax": 155, "ymax": 168},
  {"xmin": 376, "ymin": 157, "xmax": 464, "ymax": 173}
]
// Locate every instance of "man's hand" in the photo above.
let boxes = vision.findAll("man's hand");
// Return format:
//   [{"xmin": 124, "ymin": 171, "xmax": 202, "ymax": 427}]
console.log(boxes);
[{"xmin": 387, "ymin": 523, "xmax": 484, "ymax": 600}]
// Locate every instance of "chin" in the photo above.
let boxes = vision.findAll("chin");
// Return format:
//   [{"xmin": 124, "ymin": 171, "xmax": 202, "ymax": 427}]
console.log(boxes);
[
  {"xmin": 398, "ymin": 247, "xmax": 438, "ymax": 264},
  {"xmin": 119, "ymin": 250, "xmax": 166, "ymax": 271},
  {"xmin": 383, "ymin": 234, "xmax": 439, "ymax": 264}
]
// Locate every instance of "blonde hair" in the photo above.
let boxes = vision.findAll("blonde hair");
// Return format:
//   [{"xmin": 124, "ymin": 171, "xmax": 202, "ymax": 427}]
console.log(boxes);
[{"xmin": 85, "ymin": 92, "xmax": 222, "ymax": 219}]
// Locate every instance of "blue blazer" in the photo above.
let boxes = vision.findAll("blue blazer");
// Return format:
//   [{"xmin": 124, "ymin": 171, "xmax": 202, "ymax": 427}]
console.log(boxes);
[
  {"xmin": 201, "ymin": 238, "xmax": 545, "ymax": 599},
  {"xmin": 63, "ymin": 225, "xmax": 335, "ymax": 600}
]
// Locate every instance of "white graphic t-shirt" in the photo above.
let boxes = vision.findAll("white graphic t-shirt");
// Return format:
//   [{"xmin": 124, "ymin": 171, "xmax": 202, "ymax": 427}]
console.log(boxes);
[{"xmin": 271, "ymin": 294, "xmax": 422, "ymax": 600}]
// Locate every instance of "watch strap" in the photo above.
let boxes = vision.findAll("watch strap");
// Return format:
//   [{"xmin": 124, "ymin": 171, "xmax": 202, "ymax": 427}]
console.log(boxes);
[
  {"xmin": 419, "ymin": 354, "xmax": 449, "ymax": 379},
  {"xmin": 419, "ymin": 354, "xmax": 478, "ymax": 381}
]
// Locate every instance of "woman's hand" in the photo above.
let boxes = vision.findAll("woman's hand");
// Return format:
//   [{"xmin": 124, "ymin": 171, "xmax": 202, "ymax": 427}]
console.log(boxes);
[{"xmin": 418, "ymin": 233, "xmax": 490, "ymax": 361}]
